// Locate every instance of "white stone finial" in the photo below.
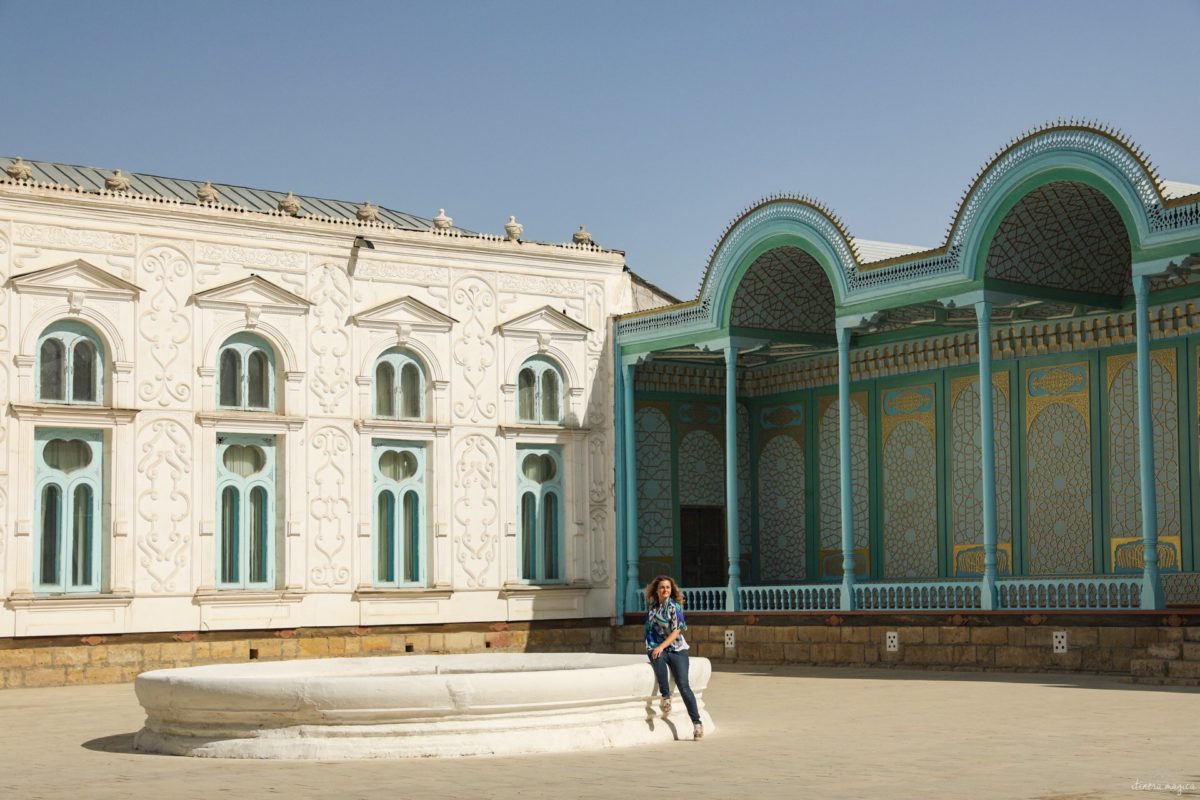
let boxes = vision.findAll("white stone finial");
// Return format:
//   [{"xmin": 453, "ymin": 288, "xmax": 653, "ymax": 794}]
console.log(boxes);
[
  {"xmin": 105, "ymin": 169, "xmax": 132, "ymax": 192},
  {"xmin": 197, "ymin": 182, "xmax": 219, "ymax": 204},
  {"xmin": 356, "ymin": 201, "xmax": 378, "ymax": 222},
  {"xmin": 433, "ymin": 208, "xmax": 453, "ymax": 230},
  {"xmin": 572, "ymin": 225, "xmax": 592, "ymax": 245},
  {"xmin": 6, "ymin": 157, "xmax": 32, "ymax": 181},
  {"xmin": 505, "ymin": 215, "xmax": 524, "ymax": 241},
  {"xmin": 278, "ymin": 192, "xmax": 301, "ymax": 216}
]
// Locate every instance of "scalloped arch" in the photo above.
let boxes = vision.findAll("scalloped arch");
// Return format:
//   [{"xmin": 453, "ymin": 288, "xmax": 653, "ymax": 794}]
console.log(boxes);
[
  {"xmin": 949, "ymin": 124, "xmax": 1162, "ymax": 282},
  {"xmin": 704, "ymin": 197, "xmax": 856, "ymax": 329}
]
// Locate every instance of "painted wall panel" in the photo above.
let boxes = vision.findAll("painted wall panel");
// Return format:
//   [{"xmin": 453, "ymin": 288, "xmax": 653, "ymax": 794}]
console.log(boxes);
[
  {"xmin": 949, "ymin": 374, "xmax": 1012, "ymax": 576},
  {"xmin": 880, "ymin": 385, "xmax": 938, "ymax": 579}
]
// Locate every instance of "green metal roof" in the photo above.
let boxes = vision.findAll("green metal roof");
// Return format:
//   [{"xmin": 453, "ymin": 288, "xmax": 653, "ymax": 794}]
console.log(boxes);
[{"xmin": 0, "ymin": 156, "xmax": 474, "ymax": 234}]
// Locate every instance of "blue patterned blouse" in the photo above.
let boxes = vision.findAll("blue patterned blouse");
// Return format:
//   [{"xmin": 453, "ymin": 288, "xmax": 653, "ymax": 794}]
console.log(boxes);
[{"xmin": 645, "ymin": 598, "xmax": 689, "ymax": 652}]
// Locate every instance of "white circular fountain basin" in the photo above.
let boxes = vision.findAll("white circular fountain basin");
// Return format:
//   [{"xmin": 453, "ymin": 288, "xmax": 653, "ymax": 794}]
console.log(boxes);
[{"xmin": 133, "ymin": 652, "xmax": 714, "ymax": 759}]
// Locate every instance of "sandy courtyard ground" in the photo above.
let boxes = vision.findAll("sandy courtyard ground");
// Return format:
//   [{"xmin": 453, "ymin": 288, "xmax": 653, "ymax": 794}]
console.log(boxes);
[{"xmin": 1, "ymin": 665, "xmax": 1197, "ymax": 800}]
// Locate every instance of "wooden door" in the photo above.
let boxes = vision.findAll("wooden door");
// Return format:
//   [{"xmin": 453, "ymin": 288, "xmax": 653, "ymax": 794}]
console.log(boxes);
[{"xmin": 680, "ymin": 506, "xmax": 726, "ymax": 587}]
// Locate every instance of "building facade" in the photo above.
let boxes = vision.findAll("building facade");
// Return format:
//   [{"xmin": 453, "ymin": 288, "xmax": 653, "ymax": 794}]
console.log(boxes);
[
  {"xmin": 615, "ymin": 123, "xmax": 1200, "ymax": 615},
  {"xmin": 0, "ymin": 158, "xmax": 668, "ymax": 640}
]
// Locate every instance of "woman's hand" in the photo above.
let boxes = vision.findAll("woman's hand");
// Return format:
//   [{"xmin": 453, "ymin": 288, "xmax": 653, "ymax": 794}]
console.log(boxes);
[{"xmin": 650, "ymin": 646, "xmax": 665, "ymax": 660}]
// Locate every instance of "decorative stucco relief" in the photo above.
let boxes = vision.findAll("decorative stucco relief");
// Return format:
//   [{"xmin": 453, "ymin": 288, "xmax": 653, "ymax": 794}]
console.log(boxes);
[
  {"xmin": 308, "ymin": 426, "xmax": 352, "ymax": 588},
  {"xmin": 589, "ymin": 507, "xmax": 609, "ymax": 584},
  {"xmin": 138, "ymin": 247, "xmax": 192, "ymax": 407},
  {"xmin": 588, "ymin": 433, "xmax": 608, "ymax": 504},
  {"xmin": 451, "ymin": 277, "xmax": 497, "ymax": 423},
  {"xmin": 585, "ymin": 284, "xmax": 605, "ymax": 355},
  {"xmin": 196, "ymin": 243, "xmax": 305, "ymax": 272},
  {"xmin": 309, "ymin": 264, "xmax": 352, "ymax": 415},
  {"xmin": 134, "ymin": 418, "xmax": 192, "ymax": 592},
  {"xmin": 15, "ymin": 224, "xmax": 135, "ymax": 255},
  {"xmin": 452, "ymin": 434, "xmax": 499, "ymax": 588},
  {"xmin": 497, "ymin": 273, "xmax": 584, "ymax": 296},
  {"xmin": 586, "ymin": 355, "xmax": 607, "ymax": 427},
  {"xmin": 354, "ymin": 260, "xmax": 449, "ymax": 285}
]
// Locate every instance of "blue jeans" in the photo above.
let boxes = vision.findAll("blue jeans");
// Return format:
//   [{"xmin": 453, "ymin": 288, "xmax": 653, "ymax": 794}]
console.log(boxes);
[{"xmin": 649, "ymin": 648, "xmax": 701, "ymax": 725}]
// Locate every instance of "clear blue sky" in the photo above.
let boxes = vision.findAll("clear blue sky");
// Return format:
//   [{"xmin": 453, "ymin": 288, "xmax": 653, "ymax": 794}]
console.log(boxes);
[{"xmin": 1, "ymin": 1, "xmax": 1197, "ymax": 299}]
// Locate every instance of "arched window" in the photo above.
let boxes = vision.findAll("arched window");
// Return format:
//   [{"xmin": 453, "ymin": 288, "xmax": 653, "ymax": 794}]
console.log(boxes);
[
  {"xmin": 372, "ymin": 441, "xmax": 426, "ymax": 586},
  {"xmin": 37, "ymin": 322, "xmax": 105, "ymax": 404},
  {"xmin": 516, "ymin": 446, "xmax": 564, "ymax": 582},
  {"xmin": 34, "ymin": 429, "xmax": 104, "ymax": 593},
  {"xmin": 373, "ymin": 350, "xmax": 426, "ymax": 420},
  {"xmin": 516, "ymin": 357, "xmax": 565, "ymax": 424},
  {"xmin": 217, "ymin": 333, "xmax": 276, "ymax": 411},
  {"xmin": 216, "ymin": 435, "xmax": 276, "ymax": 589}
]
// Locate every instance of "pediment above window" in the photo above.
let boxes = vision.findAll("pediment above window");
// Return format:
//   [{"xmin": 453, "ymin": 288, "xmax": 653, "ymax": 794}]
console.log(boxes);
[
  {"xmin": 351, "ymin": 296, "xmax": 457, "ymax": 331},
  {"xmin": 190, "ymin": 275, "xmax": 311, "ymax": 316},
  {"xmin": 8, "ymin": 259, "xmax": 143, "ymax": 300},
  {"xmin": 498, "ymin": 306, "xmax": 591, "ymax": 340}
]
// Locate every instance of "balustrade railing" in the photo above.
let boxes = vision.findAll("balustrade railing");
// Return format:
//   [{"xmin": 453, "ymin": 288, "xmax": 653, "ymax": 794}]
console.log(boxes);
[
  {"xmin": 680, "ymin": 586, "xmax": 729, "ymax": 612},
  {"xmin": 995, "ymin": 577, "xmax": 1141, "ymax": 610},
  {"xmin": 740, "ymin": 585, "xmax": 841, "ymax": 611},
  {"xmin": 854, "ymin": 581, "xmax": 982, "ymax": 610}
]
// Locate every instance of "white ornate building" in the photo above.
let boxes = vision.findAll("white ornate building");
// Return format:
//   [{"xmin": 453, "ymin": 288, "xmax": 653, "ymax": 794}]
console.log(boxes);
[{"xmin": 0, "ymin": 157, "xmax": 670, "ymax": 639}]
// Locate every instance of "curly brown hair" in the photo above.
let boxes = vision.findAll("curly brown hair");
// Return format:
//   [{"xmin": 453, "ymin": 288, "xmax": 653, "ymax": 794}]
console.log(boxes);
[{"xmin": 643, "ymin": 574, "xmax": 684, "ymax": 606}]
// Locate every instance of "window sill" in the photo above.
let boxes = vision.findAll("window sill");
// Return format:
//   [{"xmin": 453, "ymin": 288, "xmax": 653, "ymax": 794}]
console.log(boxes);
[
  {"xmin": 10, "ymin": 403, "xmax": 138, "ymax": 423},
  {"xmin": 353, "ymin": 587, "xmax": 453, "ymax": 601},
  {"xmin": 6, "ymin": 592, "xmax": 133, "ymax": 609},
  {"xmin": 498, "ymin": 424, "xmax": 589, "ymax": 439},
  {"xmin": 499, "ymin": 583, "xmax": 591, "ymax": 599},
  {"xmin": 354, "ymin": 419, "xmax": 450, "ymax": 438},
  {"xmin": 196, "ymin": 411, "xmax": 305, "ymax": 431},
  {"xmin": 193, "ymin": 589, "xmax": 304, "ymax": 605}
]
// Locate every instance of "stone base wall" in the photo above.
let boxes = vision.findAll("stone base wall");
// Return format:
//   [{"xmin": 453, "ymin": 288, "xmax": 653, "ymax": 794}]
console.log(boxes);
[
  {"xmin": 0, "ymin": 621, "xmax": 612, "ymax": 690},
  {"xmin": 616, "ymin": 613, "xmax": 1200, "ymax": 682}
]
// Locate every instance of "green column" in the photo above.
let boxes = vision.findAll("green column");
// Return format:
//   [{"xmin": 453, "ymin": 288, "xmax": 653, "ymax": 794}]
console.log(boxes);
[
  {"xmin": 724, "ymin": 344, "xmax": 741, "ymax": 611},
  {"xmin": 1134, "ymin": 276, "xmax": 1165, "ymax": 609},
  {"xmin": 622, "ymin": 360, "xmax": 641, "ymax": 613},
  {"xmin": 837, "ymin": 326, "xmax": 857, "ymax": 610},
  {"xmin": 975, "ymin": 301, "xmax": 998, "ymax": 609}
]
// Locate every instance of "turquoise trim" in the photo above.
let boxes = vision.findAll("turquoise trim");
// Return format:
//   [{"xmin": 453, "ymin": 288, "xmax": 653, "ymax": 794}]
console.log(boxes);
[
  {"xmin": 516, "ymin": 356, "xmax": 566, "ymax": 425},
  {"xmin": 1133, "ymin": 278, "xmax": 1164, "ymax": 608},
  {"xmin": 36, "ymin": 320, "xmax": 105, "ymax": 405},
  {"xmin": 217, "ymin": 332, "xmax": 276, "ymax": 412},
  {"xmin": 723, "ymin": 345, "xmax": 741, "ymax": 609},
  {"xmin": 515, "ymin": 445, "xmax": 565, "ymax": 583},
  {"xmin": 373, "ymin": 349, "xmax": 428, "ymax": 421}
]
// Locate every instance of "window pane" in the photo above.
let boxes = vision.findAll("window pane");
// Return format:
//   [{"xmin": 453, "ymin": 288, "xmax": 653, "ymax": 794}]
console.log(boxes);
[
  {"xmin": 40, "ymin": 485, "xmax": 62, "ymax": 586},
  {"xmin": 71, "ymin": 340, "xmax": 97, "ymax": 402},
  {"xmin": 247, "ymin": 350, "xmax": 269, "ymax": 409},
  {"xmin": 43, "ymin": 439, "xmax": 92, "ymax": 474},
  {"xmin": 375, "ymin": 362, "xmax": 395, "ymax": 417},
  {"xmin": 400, "ymin": 363, "xmax": 421, "ymax": 419},
  {"xmin": 377, "ymin": 491, "xmax": 395, "ymax": 583},
  {"xmin": 219, "ymin": 349, "xmax": 241, "ymax": 407},
  {"xmin": 249, "ymin": 487, "xmax": 269, "ymax": 584},
  {"xmin": 541, "ymin": 370, "xmax": 560, "ymax": 423},
  {"xmin": 40, "ymin": 338, "xmax": 65, "ymax": 401},
  {"xmin": 521, "ymin": 492, "xmax": 537, "ymax": 580},
  {"xmin": 222, "ymin": 444, "xmax": 265, "ymax": 477},
  {"xmin": 71, "ymin": 484, "xmax": 94, "ymax": 587},
  {"xmin": 543, "ymin": 492, "xmax": 559, "ymax": 581},
  {"xmin": 518, "ymin": 369, "xmax": 536, "ymax": 421},
  {"xmin": 220, "ymin": 487, "xmax": 239, "ymax": 584},
  {"xmin": 403, "ymin": 491, "xmax": 419, "ymax": 583}
]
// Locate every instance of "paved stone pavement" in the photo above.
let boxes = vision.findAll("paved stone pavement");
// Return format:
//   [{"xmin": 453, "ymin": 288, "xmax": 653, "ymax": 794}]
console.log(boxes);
[{"xmin": 2, "ymin": 665, "xmax": 1198, "ymax": 800}]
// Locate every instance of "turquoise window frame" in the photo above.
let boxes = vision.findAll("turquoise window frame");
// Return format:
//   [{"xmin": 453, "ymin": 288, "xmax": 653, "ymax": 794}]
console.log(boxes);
[
  {"xmin": 36, "ymin": 320, "xmax": 105, "ymax": 405},
  {"xmin": 373, "ymin": 350, "xmax": 426, "ymax": 420},
  {"xmin": 215, "ymin": 433, "xmax": 277, "ymax": 590},
  {"xmin": 517, "ymin": 357, "xmax": 565, "ymax": 424},
  {"xmin": 515, "ymin": 445, "xmax": 565, "ymax": 583},
  {"xmin": 217, "ymin": 333, "xmax": 276, "ymax": 412},
  {"xmin": 371, "ymin": 440, "xmax": 427, "ymax": 586},
  {"xmin": 33, "ymin": 427, "xmax": 104, "ymax": 593}
]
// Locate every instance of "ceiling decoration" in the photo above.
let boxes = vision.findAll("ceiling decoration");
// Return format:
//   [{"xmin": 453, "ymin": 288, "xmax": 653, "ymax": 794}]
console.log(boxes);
[
  {"xmin": 985, "ymin": 181, "xmax": 1131, "ymax": 297},
  {"xmin": 729, "ymin": 246, "xmax": 834, "ymax": 334}
]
